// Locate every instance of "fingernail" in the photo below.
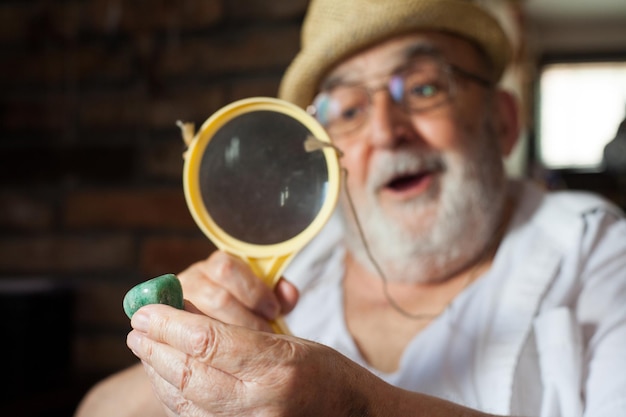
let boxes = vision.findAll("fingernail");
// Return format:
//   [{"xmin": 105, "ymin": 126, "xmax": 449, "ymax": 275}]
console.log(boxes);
[{"xmin": 131, "ymin": 310, "xmax": 150, "ymax": 332}]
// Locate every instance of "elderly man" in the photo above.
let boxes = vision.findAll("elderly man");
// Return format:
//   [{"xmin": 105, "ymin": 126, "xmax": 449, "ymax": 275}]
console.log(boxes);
[{"xmin": 76, "ymin": 0, "xmax": 626, "ymax": 416}]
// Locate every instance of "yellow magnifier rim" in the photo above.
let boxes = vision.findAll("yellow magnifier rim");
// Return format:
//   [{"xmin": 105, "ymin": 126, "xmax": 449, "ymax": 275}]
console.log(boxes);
[{"xmin": 183, "ymin": 97, "xmax": 340, "ymax": 287}]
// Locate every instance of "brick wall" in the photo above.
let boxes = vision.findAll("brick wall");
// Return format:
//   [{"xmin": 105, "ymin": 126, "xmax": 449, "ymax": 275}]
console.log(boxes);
[{"xmin": 0, "ymin": 0, "xmax": 308, "ymax": 413}]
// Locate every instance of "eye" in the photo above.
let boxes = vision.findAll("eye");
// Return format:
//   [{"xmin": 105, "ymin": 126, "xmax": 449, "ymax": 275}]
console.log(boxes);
[
  {"xmin": 407, "ymin": 83, "xmax": 439, "ymax": 98},
  {"xmin": 401, "ymin": 61, "xmax": 446, "ymax": 102},
  {"xmin": 330, "ymin": 87, "xmax": 368, "ymax": 123},
  {"xmin": 339, "ymin": 105, "xmax": 364, "ymax": 122}
]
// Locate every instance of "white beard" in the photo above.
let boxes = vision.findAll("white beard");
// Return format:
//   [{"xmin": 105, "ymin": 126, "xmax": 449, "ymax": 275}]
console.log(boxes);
[{"xmin": 339, "ymin": 120, "xmax": 508, "ymax": 284}]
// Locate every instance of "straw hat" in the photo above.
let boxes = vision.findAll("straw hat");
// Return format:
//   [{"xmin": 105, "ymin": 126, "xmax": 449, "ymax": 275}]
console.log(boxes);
[{"xmin": 279, "ymin": 0, "xmax": 511, "ymax": 109}]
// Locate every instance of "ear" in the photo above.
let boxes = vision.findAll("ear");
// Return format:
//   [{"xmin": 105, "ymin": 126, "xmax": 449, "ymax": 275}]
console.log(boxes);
[{"xmin": 494, "ymin": 89, "xmax": 520, "ymax": 157}]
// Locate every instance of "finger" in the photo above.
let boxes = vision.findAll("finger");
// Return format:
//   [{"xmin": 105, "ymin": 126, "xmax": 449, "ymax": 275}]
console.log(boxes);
[
  {"xmin": 184, "ymin": 276, "xmax": 274, "ymax": 332},
  {"xmin": 126, "ymin": 332, "xmax": 188, "ymax": 415},
  {"xmin": 131, "ymin": 304, "xmax": 295, "ymax": 380},
  {"xmin": 181, "ymin": 253, "xmax": 280, "ymax": 320},
  {"xmin": 141, "ymin": 360, "xmax": 210, "ymax": 417},
  {"xmin": 139, "ymin": 360, "xmax": 186, "ymax": 417},
  {"xmin": 129, "ymin": 331, "xmax": 244, "ymax": 414},
  {"xmin": 178, "ymin": 256, "xmax": 275, "ymax": 331},
  {"xmin": 205, "ymin": 251, "xmax": 280, "ymax": 318},
  {"xmin": 275, "ymin": 278, "xmax": 300, "ymax": 315}
]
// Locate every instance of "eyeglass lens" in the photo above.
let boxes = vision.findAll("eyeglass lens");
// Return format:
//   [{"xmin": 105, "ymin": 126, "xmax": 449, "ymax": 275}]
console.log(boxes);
[{"xmin": 312, "ymin": 56, "xmax": 454, "ymax": 135}]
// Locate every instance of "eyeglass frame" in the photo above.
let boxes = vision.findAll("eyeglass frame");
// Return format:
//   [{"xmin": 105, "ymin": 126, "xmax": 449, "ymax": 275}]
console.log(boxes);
[{"xmin": 306, "ymin": 52, "xmax": 495, "ymax": 137}]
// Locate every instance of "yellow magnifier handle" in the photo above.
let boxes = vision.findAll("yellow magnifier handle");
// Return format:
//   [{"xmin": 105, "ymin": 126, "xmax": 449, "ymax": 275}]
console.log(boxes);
[{"xmin": 245, "ymin": 254, "xmax": 294, "ymax": 335}]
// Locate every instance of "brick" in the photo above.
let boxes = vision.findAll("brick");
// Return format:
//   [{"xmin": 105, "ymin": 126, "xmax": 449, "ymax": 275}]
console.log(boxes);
[
  {"xmin": 64, "ymin": 188, "xmax": 197, "ymax": 230},
  {"xmin": 143, "ymin": 138, "xmax": 187, "ymax": 180},
  {"xmin": 40, "ymin": 1, "xmax": 84, "ymax": 41},
  {"xmin": 0, "ymin": 3, "xmax": 31, "ymax": 43},
  {"xmin": 0, "ymin": 50, "xmax": 66, "ymax": 87},
  {"xmin": 0, "ymin": 2, "xmax": 84, "ymax": 43},
  {"xmin": 71, "ymin": 43, "xmax": 136, "ymax": 83},
  {"xmin": 148, "ymin": 88, "xmax": 226, "ymax": 128},
  {"xmin": 139, "ymin": 236, "xmax": 215, "ymax": 277},
  {"xmin": 0, "ymin": 0, "xmax": 224, "ymax": 86},
  {"xmin": 227, "ymin": 76, "xmax": 282, "ymax": 102},
  {"xmin": 0, "ymin": 93, "xmax": 73, "ymax": 131},
  {"xmin": 226, "ymin": 0, "xmax": 308, "ymax": 20},
  {"xmin": 0, "ymin": 192, "xmax": 54, "ymax": 232},
  {"xmin": 0, "ymin": 44, "xmax": 135, "ymax": 87},
  {"xmin": 0, "ymin": 235, "xmax": 134, "ymax": 273},
  {"xmin": 85, "ymin": 0, "xmax": 224, "ymax": 34},
  {"xmin": 76, "ymin": 88, "xmax": 146, "ymax": 128},
  {"xmin": 158, "ymin": 26, "xmax": 301, "ymax": 77},
  {"xmin": 0, "ymin": 0, "xmax": 223, "ymax": 43},
  {"xmin": 77, "ymin": 86, "xmax": 225, "ymax": 129}
]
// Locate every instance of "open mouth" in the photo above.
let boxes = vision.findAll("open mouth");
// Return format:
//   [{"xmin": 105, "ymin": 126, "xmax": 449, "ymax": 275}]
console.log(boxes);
[{"xmin": 386, "ymin": 171, "xmax": 432, "ymax": 192}]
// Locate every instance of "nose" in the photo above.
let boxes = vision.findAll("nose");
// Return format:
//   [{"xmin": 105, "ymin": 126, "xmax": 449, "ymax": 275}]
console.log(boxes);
[{"xmin": 367, "ymin": 90, "xmax": 415, "ymax": 148}]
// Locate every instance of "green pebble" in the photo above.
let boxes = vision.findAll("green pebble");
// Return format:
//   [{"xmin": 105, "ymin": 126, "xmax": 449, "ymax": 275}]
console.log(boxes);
[{"xmin": 123, "ymin": 273, "xmax": 184, "ymax": 319}]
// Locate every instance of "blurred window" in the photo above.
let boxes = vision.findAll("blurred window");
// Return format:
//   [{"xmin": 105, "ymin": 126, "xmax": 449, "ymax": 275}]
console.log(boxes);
[{"xmin": 537, "ymin": 61, "xmax": 626, "ymax": 170}]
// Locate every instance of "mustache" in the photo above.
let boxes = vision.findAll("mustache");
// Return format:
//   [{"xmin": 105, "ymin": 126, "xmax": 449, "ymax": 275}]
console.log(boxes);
[{"xmin": 367, "ymin": 150, "xmax": 446, "ymax": 192}]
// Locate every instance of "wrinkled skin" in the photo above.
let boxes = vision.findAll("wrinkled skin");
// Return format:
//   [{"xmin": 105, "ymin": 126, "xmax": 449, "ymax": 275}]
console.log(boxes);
[
  {"xmin": 176, "ymin": 252, "xmax": 299, "ymax": 333},
  {"xmin": 127, "ymin": 303, "xmax": 383, "ymax": 417}
]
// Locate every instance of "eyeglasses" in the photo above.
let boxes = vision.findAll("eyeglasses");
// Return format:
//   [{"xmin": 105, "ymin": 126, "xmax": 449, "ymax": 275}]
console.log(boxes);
[{"xmin": 307, "ymin": 55, "xmax": 493, "ymax": 137}]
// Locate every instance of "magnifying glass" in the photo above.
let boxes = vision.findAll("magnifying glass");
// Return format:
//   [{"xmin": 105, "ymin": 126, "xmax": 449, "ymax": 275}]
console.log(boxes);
[{"xmin": 182, "ymin": 97, "xmax": 341, "ymax": 334}]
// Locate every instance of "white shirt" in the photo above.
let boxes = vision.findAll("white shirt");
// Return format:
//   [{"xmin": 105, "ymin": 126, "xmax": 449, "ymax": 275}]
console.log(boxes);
[{"xmin": 284, "ymin": 180, "xmax": 626, "ymax": 417}]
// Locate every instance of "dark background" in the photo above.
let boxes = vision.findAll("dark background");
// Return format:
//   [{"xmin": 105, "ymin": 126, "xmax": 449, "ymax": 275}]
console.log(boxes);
[{"xmin": 0, "ymin": 1, "xmax": 307, "ymax": 415}]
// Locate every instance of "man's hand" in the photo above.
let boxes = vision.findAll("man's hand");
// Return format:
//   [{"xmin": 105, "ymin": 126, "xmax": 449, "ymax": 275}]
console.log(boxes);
[
  {"xmin": 126, "ymin": 304, "xmax": 379, "ymax": 417},
  {"xmin": 178, "ymin": 251, "xmax": 299, "ymax": 332}
]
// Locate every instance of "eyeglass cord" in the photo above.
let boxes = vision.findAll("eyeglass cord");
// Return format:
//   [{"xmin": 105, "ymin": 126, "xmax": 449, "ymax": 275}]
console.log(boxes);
[{"xmin": 340, "ymin": 167, "xmax": 489, "ymax": 320}]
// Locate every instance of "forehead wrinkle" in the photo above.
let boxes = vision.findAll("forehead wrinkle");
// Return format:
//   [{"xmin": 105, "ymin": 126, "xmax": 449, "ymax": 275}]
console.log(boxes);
[{"xmin": 320, "ymin": 39, "xmax": 443, "ymax": 91}]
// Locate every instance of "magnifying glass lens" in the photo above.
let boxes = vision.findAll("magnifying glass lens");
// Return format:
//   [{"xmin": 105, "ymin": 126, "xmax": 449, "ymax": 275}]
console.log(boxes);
[{"xmin": 199, "ymin": 110, "xmax": 329, "ymax": 245}]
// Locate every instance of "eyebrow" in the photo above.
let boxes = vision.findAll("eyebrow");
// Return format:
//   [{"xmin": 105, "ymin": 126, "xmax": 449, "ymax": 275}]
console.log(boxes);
[
  {"xmin": 403, "ymin": 42, "xmax": 441, "ymax": 61},
  {"xmin": 320, "ymin": 41, "xmax": 443, "ymax": 91}
]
